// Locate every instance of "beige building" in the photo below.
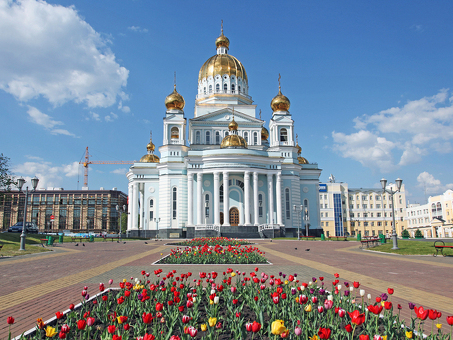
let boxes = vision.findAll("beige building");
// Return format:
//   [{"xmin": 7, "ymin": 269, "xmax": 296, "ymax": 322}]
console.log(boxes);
[
  {"xmin": 319, "ymin": 181, "xmax": 407, "ymax": 237},
  {"xmin": 405, "ymin": 189, "xmax": 453, "ymax": 238},
  {"xmin": 0, "ymin": 188, "xmax": 127, "ymax": 233}
]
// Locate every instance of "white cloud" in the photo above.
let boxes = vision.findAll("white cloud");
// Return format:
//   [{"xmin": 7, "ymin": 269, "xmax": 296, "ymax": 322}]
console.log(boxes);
[
  {"xmin": 128, "ymin": 26, "xmax": 148, "ymax": 33},
  {"xmin": 0, "ymin": 0, "xmax": 129, "ymax": 108},
  {"xmin": 333, "ymin": 90, "xmax": 453, "ymax": 171},
  {"xmin": 27, "ymin": 105, "xmax": 76, "ymax": 136},
  {"xmin": 13, "ymin": 160, "xmax": 79, "ymax": 189},
  {"xmin": 111, "ymin": 168, "xmax": 127, "ymax": 175},
  {"xmin": 89, "ymin": 111, "xmax": 101, "ymax": 121},
  {"xmin": 105, "ymin": 112, "xmax": 118, "ymax": 122},
  {"xmin": 411, "ymin": 24, "xmax": 424, "ymax": 32},
  {"xmin": 118, "ymin": 100, "xmax": 130, "ymax": 113},
  {"xmin": 417, "ymin": 172, "xmax": 453, "ymax": 195}
]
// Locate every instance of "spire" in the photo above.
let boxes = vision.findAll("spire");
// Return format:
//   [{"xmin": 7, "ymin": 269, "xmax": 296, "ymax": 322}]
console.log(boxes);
[
  {"xmin": 278, "ymin": 73, "xmax": 282, "ymax": 95},
  {"xmin": 221, "ymin": 19, "xmax": 224, "ymax": 35},
  {"xmin": 174, "ymin": 71, "xmax": 176, "ymax": 88}
]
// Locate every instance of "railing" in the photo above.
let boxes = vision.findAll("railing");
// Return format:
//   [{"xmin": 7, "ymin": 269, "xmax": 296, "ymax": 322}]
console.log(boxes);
[
  {"xmin": 196, "ymin": 90, "xmax": 252, "ymax": 100},
  {"xmin": 258, "ymin": 224, "xmax": 280, "ymax": 232},
  {"xmin": 169, "ymin": 139, "xmax": 182, "ymax": 145}
]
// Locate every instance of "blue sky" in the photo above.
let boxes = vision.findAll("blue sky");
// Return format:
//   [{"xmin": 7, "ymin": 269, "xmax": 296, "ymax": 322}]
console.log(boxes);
[{"xmin": 1, "ymin": 0, "xmax": 452, "ymax": 204}]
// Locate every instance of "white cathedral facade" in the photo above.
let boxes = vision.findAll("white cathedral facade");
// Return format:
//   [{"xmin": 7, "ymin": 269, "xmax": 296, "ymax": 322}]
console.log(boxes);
[{"xmin": 126, "ymin": 30, "xmax": 322, "ymax": 238}]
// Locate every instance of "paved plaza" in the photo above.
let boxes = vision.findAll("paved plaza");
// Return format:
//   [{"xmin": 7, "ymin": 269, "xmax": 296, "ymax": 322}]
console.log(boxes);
[{"xmin": 1, "ymin": 239, "xmax": 452, "ymax": 338}]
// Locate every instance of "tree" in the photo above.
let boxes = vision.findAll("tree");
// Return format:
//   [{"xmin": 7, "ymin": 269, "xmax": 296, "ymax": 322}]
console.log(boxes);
[
  {"xmin": 0, "ymin": 154, "xmax": 16, "ymax": 190},
  {"xmin": 414, "ymin": 229, "xmax": 423, "ymax": 238},
  {"xmin": 120, "ymin": 213, "xmax": 128, "ymax": 233},
  {"xmin": 401, "ymin": 229, "xmax": 410, "ymax": 238}
]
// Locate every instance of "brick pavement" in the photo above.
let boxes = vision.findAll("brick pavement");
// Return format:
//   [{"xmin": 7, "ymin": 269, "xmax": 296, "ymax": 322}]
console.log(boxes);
[{"xmin": 0, "ymin": 238, "xmax": 452, "ymax": 338}]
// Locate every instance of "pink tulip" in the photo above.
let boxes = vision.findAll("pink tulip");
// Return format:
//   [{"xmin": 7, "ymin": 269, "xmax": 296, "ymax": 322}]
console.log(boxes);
[
  {"xmin": 295, "ymin": 327, "xmax": 302, "ymax": 335},
  {"xmin": 86, "ymin": 317, "xmax": 95, "ymax": 326},
  {"xmin": 324, "ymin": 300, "xmax": 333, "ymax": 310},
  {"xmin": 108, "ymin": 279, "xmax": 113, "ymax": 285}
]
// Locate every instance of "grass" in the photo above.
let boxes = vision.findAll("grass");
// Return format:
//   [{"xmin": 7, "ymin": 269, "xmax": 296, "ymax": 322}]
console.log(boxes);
[
  {"xmin": 0, "ymin": 232, "xmax": 51, "ymax": 256},
  {"xmin": 369, "ymin": 239, "xmax": 453, "ymax": 256}
]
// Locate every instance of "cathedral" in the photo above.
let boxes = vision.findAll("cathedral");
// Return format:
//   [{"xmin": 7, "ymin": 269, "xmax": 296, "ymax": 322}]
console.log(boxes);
[{"xmin": 126, "ymin": 29, "xmax": 322, "ymax": 238}]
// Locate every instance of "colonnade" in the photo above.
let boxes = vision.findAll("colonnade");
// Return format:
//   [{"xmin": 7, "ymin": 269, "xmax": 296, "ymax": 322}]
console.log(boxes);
[{"xmin": 187, "ymin": 170, "xmax": 283, "ymax": 226}]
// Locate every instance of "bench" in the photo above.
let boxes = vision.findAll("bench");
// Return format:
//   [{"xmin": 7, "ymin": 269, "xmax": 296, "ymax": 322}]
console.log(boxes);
[
  {"xmin": 102, "ymin": 235, "xmax": 120, "ymax": 242},
  {"xmin": 39, "ymin": 239, "xmax": 48, "ymax": 247},
  {"xmin": 71, "ymin": 237, "xmax": 88, "ymax": 243},
  {"xmin": 328, "ymin": 236, "xmax": 348, "ymax": 241},
  {"xmin": 433, "ymin": 241, "xmax": 453, "ymax": 257},
  {"xmin": 360, "ymin": 238, "xmax": 380, "ymax": 249},
  {"xmin": 300, "ymin": 235, "xmax": 316, "ymax": 240}
]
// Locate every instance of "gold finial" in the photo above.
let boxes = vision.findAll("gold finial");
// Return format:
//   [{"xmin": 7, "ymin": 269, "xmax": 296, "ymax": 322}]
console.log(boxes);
[
  {"xmin": 174, "ymin": 72, "xmax": 176, "ymax": 88},
  {"xmin": 278, "ymin": 73, "xmax": 282, "ymax": 93},
  {"xmin": 221, "ymin": 20, "xmax": 224, "ymax": 35},
  {"xmin": 150, "ymin": 130, "xmax": 153, "ymax": 141},
  {"xmin": 259, "ymin": 109, "xmax": 262, "ymax": 120}
]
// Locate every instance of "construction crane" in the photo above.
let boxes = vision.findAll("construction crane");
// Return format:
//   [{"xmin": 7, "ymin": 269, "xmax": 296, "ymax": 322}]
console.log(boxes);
[{"xmin": 79, "ymin": 147, "xmax": 134, "ymax": 188}]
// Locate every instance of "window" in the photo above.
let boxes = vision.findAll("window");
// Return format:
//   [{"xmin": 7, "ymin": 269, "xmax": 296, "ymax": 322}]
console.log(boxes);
[
  {"xmin": 209, "ymin": 85, "xmax": 212, "ymax": 93},
  {"xmin": 259, "ymin": 194, "xmax": 263, "ymax": 217},
  {"xmin": 231, "ymin": 84, "xmax": 235, "ymax": 93},
  {"xmin": 326, "ymin": 222, "xmax": 329, "ymax": 226},
  {"xmin": 376, "ymin": 204, "xmax": 381, "ymax": 209},
  {"xmin": 377, "ymin": 212, "xmax": 381, "ymax": 217},
  {"xmin": 370, "ymin": 204, "xmax": 373, "ymax": 209},
  {"xmin": 280, "ymin": 128, "xmax": 288, "ymax": 142},
  {"xmin": 244, "ymin": 132, "xmax": 249, "ymax": 144},
  {"xmin": 206, "ymin": 131, "xmax": 210, "ymax": 144},
  {"xmin": 362, "ymin": 204, "xmax": 367, "ymax": 209},
  {"xmin": 285, "ymin": 188, "xmax": 290, "ymax": 219},
  {"xmin": 195, "ymin": 131, "xmax": 201, "ymax": 144},
  {"xmin": 223, "ymin": 83, "xmax": 227, "ymax": 92},
  {"xmin": 215, "ymin": 131, "xmax": 220, "ymax": 144},
  {"xmin": 171, "ymin": 127, "xmax": 179, "ymax": 140},
  {"xmin": 321, "ymin": 222, "xmax": 324, "ymax": 227},
  {"xmin": 149, "ymin": 211, "xmax": 154, "ymax": 220},
  {"xmin": 205, "ymin": 194, "xmax": 209, "ymax": 218},
  {"xmin": 321, "ymin": 213, "xmax": 324, "ymax": 218},
  {"xmin": 172, "ymin": 187, "xmax": 177, "ymax": 220},
  {"xmin": 362, "ymin": 196, "xmax": 367, "ymax": 200},
  {"xmin": 253, "ymin": 132, "xmax": 258, "ymax": 145},
  {"xmin": 150, "ymin": 199, "xmax": 153, "ymax": 208},
  {"xmin": 216, "ymin": 84, "xmax": 220, "ymax": 92},
  {"xmin": 325, "ymin": 212, "xmax": 328, "ymax": 217},
  {"xmin": 238, "ymin": 85, "xmax": 241, "ymax": 93},
  {"xmin": 204, "ymin": 87, "xmax": 206, "ymax": 94},
  {"xmin": 220, "ymin": 184, "xmax": 223, "ymax": 203}
]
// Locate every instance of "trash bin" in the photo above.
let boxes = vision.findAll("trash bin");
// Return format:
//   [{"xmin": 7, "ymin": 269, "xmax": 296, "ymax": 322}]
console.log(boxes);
[
  {"xmin": 47, "ymin": 236, "xmax": 54, "ymax": 246},
  {"xmin": 357, "ymin": 233, "xmax": 361, "ymax": 241},
  {"xmin": 89, "ymin": 235, "xmax": 94, "ymax": 242},
  {"xmin": 59, "ymin": 234, "xmax": 64, "ymax": 244},
  {"xmin": 321, "ymin": 234, "xmax": 325, "ymax": 241},
  {"xmin": 379, "ymin": 234, "xmax": 385, "ymax": 244}
]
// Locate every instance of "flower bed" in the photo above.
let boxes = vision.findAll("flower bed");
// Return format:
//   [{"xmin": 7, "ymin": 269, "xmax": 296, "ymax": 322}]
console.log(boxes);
[
  {"xmin": 171, "ymin": 237, "xmax": 252, "ymax": 247},
  {"xmin": 156, "ymin": 244, "xmax": 268, "ymax": 265},
  {"xmin": 6, "ymin": 270, "xmax": 453, "ymax": 340}
]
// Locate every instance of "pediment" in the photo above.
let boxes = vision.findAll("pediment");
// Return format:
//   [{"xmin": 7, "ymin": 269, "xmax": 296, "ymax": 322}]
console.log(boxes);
[{"xmin": 190, "ymin": 108, "xmax": 263, "ymax": 124}]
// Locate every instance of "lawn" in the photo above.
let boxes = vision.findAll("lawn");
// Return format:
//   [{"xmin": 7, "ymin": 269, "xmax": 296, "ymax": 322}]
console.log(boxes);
[
  {"xmin": 370, "ymin": 239, "xmax": 453, "ymax": 256},
  {"xmin": 0, "ymin": 232, "xmax": 50, "ymax": 256}
]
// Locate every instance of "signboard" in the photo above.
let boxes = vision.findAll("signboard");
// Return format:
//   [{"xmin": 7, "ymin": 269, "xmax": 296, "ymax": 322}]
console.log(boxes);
[
  {"xmin": 319, "ymin": 184, "xmax": 327, "ymax": 192},
  {"xmin": 50, "ymin": 215, "xmax": 54, "ymax": 220}
]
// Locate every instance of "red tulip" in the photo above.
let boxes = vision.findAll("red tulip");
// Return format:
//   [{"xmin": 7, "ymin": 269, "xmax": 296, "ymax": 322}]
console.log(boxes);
[
  {"xmin": 254, "ymin": 296, "xmax": 258, "ymax": 302},
  {"xmin": 55, "ymin": 311, "xmax": 63, "ymax": 319},
  {"xmin": 188, "ymin": 326, "xmax": 197, "ymax": 337},
  {"xmin": 367, "ymin": 305, "xmax": 383, "ymax": 315},
  {"xmin": 345, "ymin": 324, "xmax": 352, "ymax": 332},
  {"xmin": 142, "ymin": 313, "xmax": 153, "ymax": 324},
  {"xmin": 348, "ymin": 310, "xmax": 366, "ymax": 326},
  {"xmin": 429, "ymin": 309, "xmax": 438, "ymax": 320},
  {"xmin": 69, "ymin": 304, "xmax": 74, "ymax": 310},
  {"xmin": 86, "ymin": 317, "xmax": 95, "ymax": 326},
  {"xmin": 112, "ymin": 336, "xmax": 121, "ymax": 340},
  {"xmin": 236, "ymin": 312, "xmax": 241, "ymax": 318},
  {"xmin": 437, "ymin": 312, "xmax": 442, "ymax": 318},
  {"xmin": 384, "ymin": 301, "xmax": 392, "ymax": 310},
  {"xmin": 7, "ymin": 316, "xmax": 14, "ymax": 324},
  {"xmin": 375, "ymin": 297, "xmax": 381, "ymax": 303},
  {"xmin": 334, "ymin": 273, "xmax": 339, "ymax": 278},
  {"xmin": 359, "ymin": 335, "xmax": 370, "ymax": 340},
  {"xmin": 58, "ymin": 331, "xmax": 66, "ymax": 339},
  {"xmin": 143, "ymin": 334, "xmax": 155, "ymax": 340},
  {"xmin": 312, "ymin": 296, "xmax": 318, "ymax": 303},
  {"xmin": 61, "ymin": 324, "xmax": 70, "ymax": 333},
  {"xmin": 182, "ymin": 315, "xmax": 190, "ymax": 324},
  {"xmin": 232, "ymin": 299, "xmax": 238, "ymax": 305},
  {"xmin": 318, "ymin": 327, "xmax": 331, "ymax": 339},
  {"xmin": 123, "ymin": 323, "xmax": 130, "ymax": 331},
  {"xmin": 447, "ymin": 316, "xmax": 453, "ymax": 325},
  {"xmin": 156, "ymin": 302, "xmax": 163, "ymax": 311},
  {"xmin": 387, "ymin": 288, "xmax": 394, "ymax": 295},
  {"xmin": 251, "ymin": 321, "xmax": 261, "ymax": 333},
  {"xmin": 245, "ymin": 322, "xmax": 252, "ymax": 332},
  {"xmin": 107, "ymin": 325, "xmax": 116, "ymax": 334},
  {"xmin": 178, "ymin": 306, "xmax": 184, "ymax": 312},
  {"xmin": 102, "ymin": 295, "xmax": 108, "ymax": 301},
  {"xmin": 338, "ymin": 309, "xmax": 346, "ymax": 318},
  {"xmin": 414, "ymin": 306, "xmax": 429, "ymax": 320},
  {"xmin": 353, "ymin": 281, "xmax": 360, "ymax": 288},
  {"xmin": 77, "ymin": 319, "xmax": 86, "ymax": 330}
]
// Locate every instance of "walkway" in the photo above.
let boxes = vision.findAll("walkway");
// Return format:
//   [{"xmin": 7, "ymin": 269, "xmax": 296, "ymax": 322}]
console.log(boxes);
[{"xmin": 0, "ymin": 239, "xmax": 452, "ymax": 338}]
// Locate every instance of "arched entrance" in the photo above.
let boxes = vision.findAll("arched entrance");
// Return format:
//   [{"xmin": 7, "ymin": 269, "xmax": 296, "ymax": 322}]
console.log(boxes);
[
  {"xmin": 220, "ymin": 212, "xmax": 224, "ymax": 225},
  {"xmin": 229, "ymin": 207, "xmax": 239, "ymax": 226}
]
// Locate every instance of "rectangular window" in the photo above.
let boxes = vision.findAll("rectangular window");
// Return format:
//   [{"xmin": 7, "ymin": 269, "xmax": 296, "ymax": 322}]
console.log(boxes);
[
  {"xmin": 285, "ymin": 189, "xmax": 290, "ymax": 220},
  {"xmin": 362, "ymin": 196, "xmax": 367, "ymax": 200},
  {"xmin": 321, "ymin": 222, "xmax": 324, "ymax": 227},
  {"xmin": 376, "ymin": 204, "xmax": 381, "ymax": 209},
  {"xmin": 150, "ymin": 211, "xmax": 154, "ymax": 220},
  {"xmin": 377, "ymin": 222, "xmax": 382, "ymax": 226},
  {"xmin": 362, "ymin": 204, "xmax": 367, "ymax": 209},
  {"xmin": 370, "ymin": 204, "xmax": 373, "ymax": 209},
  {"xmin": 377, "ymin": 212, "xmax": 381, "ymax": 217}
]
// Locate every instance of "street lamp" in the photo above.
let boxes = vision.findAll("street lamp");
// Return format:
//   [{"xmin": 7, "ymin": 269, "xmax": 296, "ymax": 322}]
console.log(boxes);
[
  {"xmin": 116, "ymin": 204, "xmax": 126, "ymax": 235},
  {"xmin": 304, "ymin": 206, "xmax": 310, "ymax": 237},
  {"xmin": 380, "ymin": 177, "xmax": 402, "ymax": 250},
  {"xmin": 16, "ymin": 176, "xmax": 39, "ymax": 251},
  {"xmin": 154, "ymin": 217, "xmax": 161, "ymax": 239},
  {"xmin": 293, "ymin": 205, "xmax": 303, "ymax": 240}
]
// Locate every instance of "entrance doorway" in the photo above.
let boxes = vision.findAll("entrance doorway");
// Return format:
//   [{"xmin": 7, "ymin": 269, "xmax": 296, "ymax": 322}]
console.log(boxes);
[
  {"xmin": 229, "ymin": 207, "xmax": 239, "ymax": 226},
  {"xmin": 220, "ymin": 212, "xmax": 224, "ymax": 225}
]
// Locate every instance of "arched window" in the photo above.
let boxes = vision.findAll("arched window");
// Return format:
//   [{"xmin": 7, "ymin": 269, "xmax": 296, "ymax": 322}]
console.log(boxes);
[
  {"xmin": 223, "ymin": 83, "xmax": 227, "ymax": 92},
  {"xmin": 432, "ymin": 203, "xmax": 436, "ymax": 214},
  {"xmin": 205, "ymin": 194, "xmax": 210, "ymax": 218},
  {"xmin": 216, "ymin": 84, "xmax": 220, "ymax": 92},
  {"xmin": 220, "ymin": 184, "xmax": 223, "ymax": 203},
  {"xmin": 215, "ymin": 131, "xmax": 220, "ymax": 144},
  {"xmin": 150, "ymin": 199, "xmax": 153, "ymax": 208},
  {"xmin": 238, "ymin": 85, "xmax": 241, "ymax": 93},
  {"xmin": 195, "ymin": 131, "xmax": 201, "ymax": 144},
  {"xmin": 209, "ymin": 85, "xmax": 212, "ymax": 93},
  {"xmin": 171, "ymin": 127, "xmax": 179, "ymax": 139},
  {"xmin": 244, "ymin": 132, "xmax": 248, "ymax": 144},
  {"xmin": 285, "ymin": 188, "xmax": 290, "ymax": 219},
  {"xmin": 253, "ymin": 132, "xmax": 258, "ymax": 145},
  {"xmin": 259, "ymin": 194, "xmax": 263, "ymax": 217},
  {"xmin": 172, "ymin": 187, "xmax": 177, "ymax": 220},
  {"xmin": 231, "ymin": 84, "xmax": 235, "ymax": 93},
  {"xmin": 204, "ymin": 87, "xmax": 206, "ymax": 94},
  {"xmin": 206, "ymin": 131, "xmax": 210, "ymax": 144},
  {"xmin": 280, "ymin": 128, "xmax": 288, "ymax": 142}
]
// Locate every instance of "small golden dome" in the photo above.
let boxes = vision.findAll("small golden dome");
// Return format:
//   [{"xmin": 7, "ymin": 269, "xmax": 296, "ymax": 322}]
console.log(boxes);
[
  {"xmin": 220, "ymin": 134, "xmax": 247, "ymax": 149},
  {"xmin": 147, "ymin": 140, "xmax": 155, "ymax": 152},
  {"xmin": 228, "ymin": 117, "xmax": 238, "ymax": 130},
  {"xmin": 298, "ymin": 156, "xmax": 308, "ymax": 164},
  {"xmin": 261, "ymin": 126, "xmax": 269, "ymax": 140},
  {"xmin": 140, "ymin": 154, "xmax": 160, "ymax": 163},
  {"xmin": 271, "ymin": 87, "xmax": 290, "ymax": 112},
  {"xmin": 165, "ymin": 85, "xmax": 185, "ymax": 110},
  {"xmin": 215, "ymin": 33, "xmax": 230, "ymax": 49},
  {"xmin": 295, "ymin": 142, "xmax": 302, "ymax": 154}
]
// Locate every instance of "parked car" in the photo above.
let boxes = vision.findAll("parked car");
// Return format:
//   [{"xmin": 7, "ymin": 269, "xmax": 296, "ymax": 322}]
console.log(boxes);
[{"xmin": 7, "ymin": 222, "xmax": 39, "ymax": 233}]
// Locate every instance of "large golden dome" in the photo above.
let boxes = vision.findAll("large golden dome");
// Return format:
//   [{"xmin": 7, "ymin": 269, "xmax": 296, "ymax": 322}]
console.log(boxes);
[
  {"xmin": 165, "ymin": 85, "xmax": 185, "ymax": 110},
  {"xmin": 199, "ymin": 54, "xmax": 247, "ymax": 82},
  {"xmin": 271, "ymin": 87, "xmax": 290, "ymax": 112}
]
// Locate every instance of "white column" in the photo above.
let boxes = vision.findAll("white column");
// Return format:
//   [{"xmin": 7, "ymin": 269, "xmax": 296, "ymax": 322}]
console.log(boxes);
[
  {"xmin": 276, "ymin": 172, "xmax": 283, "ymax": 225},
  {"xmin": 214, "ymin": 172, "xmax": 220, "ymax": 225},
  {"xmin": 197, "ymin": 173, "xmax": 203, "ymax": 225},
  {"xmin": 253, "ymin": 172, "xmax": 259, "ymax": 225},
  {"xmin": 187, "ymin": 173, "xmax": 194, "ymax": 226},
  {"xmin": 244, "ymin": 171, "xmax": 251, "ymax": 225},
  {"xmin": 267, "ymin": 174, "xmax": 274, "ymax": 224},
  {"xmin": 127, "ymin": 183, "xmax": 132, "ymax": 230},
  {"xmin": 139, "ymin": 185, "xmax": 145, "ymax": 230},
  {"xmin": 223, "ymin": 172, "xmax": 230, "ymax": 226},
  {"xmin": 132, "ymin": 182, "xmax": 138, "ymax": 230}
]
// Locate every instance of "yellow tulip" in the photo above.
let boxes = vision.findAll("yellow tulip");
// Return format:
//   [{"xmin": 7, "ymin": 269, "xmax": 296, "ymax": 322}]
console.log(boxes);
[
  {"xmin": 406, "ymin": 331, "xmax": 413, "ymax": 339},
  {"xmin": 208, "ymin": 317, "xmax": 217, "ymax": 327},
  {"xmin": 309, "ymin": 336, "xmax": 319, "ymax": 340},
  {"xmin": 382, "ymin": 336, "xmax": 387, "ymax": 340},
  {"xmin": 231, "ymin": 273, "xmax": 236, "ymax": 277},
  {"xmin": 201, "ymin": 324, "xmax": 207, "ymax": 331},
  {"xmin": 304, "ymin": 304, "xmax": 312, "ymax": 312},
  {"xmin": 436, "ymin": 323, "xmax": 442, "ymax": 329},
  {"xmin": 271, "ymin": 320, "xmax": 287, "ymax": 335},
  {"xmin": 284, "ymin": 280, "xmax": 289, "ymax": 285},
  {"xmin": 210, "ymin": 300, "xmax": 214, "ymax": 305},
  {"xmin": 123, "ymin": 279, "xmax": 127, "ymax": 282},
  {"xmin": 45, "ymin": 326, "xmax": 57, "ymax": 338}
]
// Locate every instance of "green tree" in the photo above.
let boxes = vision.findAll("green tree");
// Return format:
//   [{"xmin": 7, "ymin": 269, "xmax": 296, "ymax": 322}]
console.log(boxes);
[
  {"xmin": 120, "ymin": 213, "xmax": 128, "ymax": 233},
  {"xmin": 0, "ymin": 154, "xmax": 16, "ymax": 190},
  {"xmin": 415, "ymin": 229, "xmax": 423, "ymax": 238},
  {"xmin": 401, "ymin": 229, "xmax": 410, "ymax": 238}
]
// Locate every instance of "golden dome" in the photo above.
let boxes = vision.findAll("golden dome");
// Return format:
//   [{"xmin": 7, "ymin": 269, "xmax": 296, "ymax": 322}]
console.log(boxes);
[
  {"xmin": 261, "ymin": 126, "xmax": 269, "ymax": 140},
  {"xmin": 271, "ymin": 87, "xmax": 290, "ymax": 112},
  {"xmin": 140, "ymin": 154, "xmax": 160, "ymax": 163},
  {"xmin": 228, "ymin": 117, "xmax": 238, "ymax": 130},
  {"xmin": 298, "ymin": 156, "xmax": 309, "ymax": 164},
  {"xmin": 199, "ymin": 54, "xmax": 247, "ymax": 82},
  {"xmin": 147, "ymin": 140, "xmax": 155, "ymax": 152},
  {"xmin": 215, "ymin": 33, "xmax": 230, "ymax": 49},
  {"xmin": 295, "ymin": 142, "xmax": 302, "ymax": 154},
  {"xmin": 220, "ymin": 134, "xmax": 247, "ymax": 149},
  {"xmin": 165, "ymin": 85, "xmax": 185, "ymax": 110}
]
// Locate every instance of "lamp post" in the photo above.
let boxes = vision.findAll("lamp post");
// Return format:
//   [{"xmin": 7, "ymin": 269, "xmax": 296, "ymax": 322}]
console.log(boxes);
[
  {"xmin": 16, "ymin": 177, "xmax": 39, "ymax": 251},
  {"xmin": 304, "ymin": 206, "xmax": 310, "ymax": 237},
  {"xmin": 116, "ymin": 204, "xmax": 126, "ymax": 234},
  {"xmin": 154, "ymin": 217, "xmax": 161, "ymax": 239},
  {"xmin": 293, "ymin": 205, "xmax": 303, "ymax": 240},
  {"xmin": 380, "ymin": 177, "xmax": 402, "ymax": 250}
]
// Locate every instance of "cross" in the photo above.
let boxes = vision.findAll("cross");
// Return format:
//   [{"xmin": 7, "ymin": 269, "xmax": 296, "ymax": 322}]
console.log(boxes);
[
  {"xmin": 296, "ymin": 133, "xmax": 299, "ymax": 143},
  {"xmin": 259, "ymin": 109, "xmax": 262, "ymax": 120},
  {"xmin": 278, "ymin": 73, "xmax": 281, "ymax": 90},
  {"xmin": 174, "ymin": 72, "xmax": 176, "ymax": 88},
  {"xmin": 150, "ymin": 130, "xmax": 152, "ymax": 141},
  {"xmin": 221, "ymin": 20, "xmax": 223, "ymax": 35}
]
